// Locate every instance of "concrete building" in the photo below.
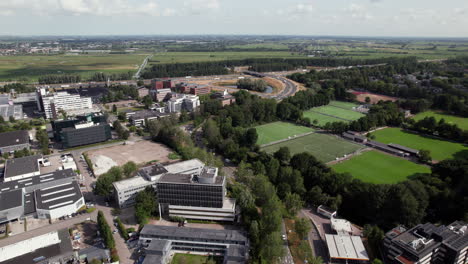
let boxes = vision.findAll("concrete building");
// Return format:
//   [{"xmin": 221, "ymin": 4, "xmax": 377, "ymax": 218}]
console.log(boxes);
[
  {"xmin": 150, "ymin": 88, "xmax": 172, "ymax": 102},
  {"xmin": 325, "ymin": 234, "xmax": 369, "ymax": 264},
  {"xmin": 212, "ymin": 90, "xmax": 236, "ymax": 106},
  {"xmin": 383, "ymin": 221, "xmax": 467, "ymax": 264},
  {"xmin": 0, "ymin": 229, "xmax": 74, "ymax": 264},
  {"xmin": 51, "ymin": 113, "xmax": 111, "ymax": 148},
  {"xmin": 129, "ymin": 110, "xmax": 170, "ymax": 127},
  {"xmin": 0, "ymin": 94, "xmax": 23, "ymax": 120},
  {"xmin": 0, "ymin": 169, "xmax": 82, "ymax": 223},
  {"xmin": 37, "ymin": 89, "xmax": 92, "ymax": 119},
  {"xmin": 0, "ymin": 130, "xmax": 30, "ymax": 155},
  {"xmin": 166, "ymin": 94, "xmax": 200, "ymax": 113},
  {"xmin": 139, "ymin": 225, "xmax": 249, "ymax": 264},
  {"xmin": 113, "ymin": 160, "xmax": 237, "ymax": 221},
  {"xmin": 151, "ymin": 79, "xmax": 173, "ymax": 90}
]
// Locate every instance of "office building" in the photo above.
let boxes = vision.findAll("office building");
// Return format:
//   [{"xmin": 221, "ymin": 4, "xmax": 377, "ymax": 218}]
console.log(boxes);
[
  {"xmin": 113, "ymin": 159, "xmax": 237, "ymax": 221},
  {"xmin": 149, "ymin": 88, "xmax": 172, "ymax": 102},
  {"xmin": 51, "ymin": 113, "xmax": 111, "ymax": 148},
  {"xmin": 3, "ymin": 155, "xmax": 42, "ymax": 182},
  {"xmin": 37, "ymin": 89, "xmax": 92, "ymax": 119},
  {"xmin": 128, "ymin": 109, "xmax": 170, "ymax": 127},
  {"xmin": 0, "ymin": 130, "xmax": 30, "ymax": 155},
  {"xmin": 166, "ymin": 94, "xmax": 200, "ymax": 113},
  {"xmin": 0, "ymin": 94, "xmax": 23, "ymax": 120},
  {"xmin": 151, "ymin": 79, "xmax": 173, "ymax": 90},
  {"xmin": 0, "ymin": 169, "xmax": 82, "ymax": 223},
  {"xmin": 212, "ymin": 90, "xmax": 236, "ymax": 106},
  {"xmin": 383, "ymin": 221, "xmax": 467, "ymax": 264},
  {"xmin": 139, "ymin": 225, "xmax": 249, "ymax": 264}
]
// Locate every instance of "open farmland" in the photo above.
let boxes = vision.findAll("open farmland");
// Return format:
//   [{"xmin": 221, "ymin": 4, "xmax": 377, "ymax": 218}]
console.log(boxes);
[
  {"xmin": 148, "ymin": 51, "xmax": 305, "ymax": 64},
  {"xmin": 261, "ymin": 132, "xmax": 365, "ymax": 163},
  {"xmin": 0, "ymin": 54, "xmax": 147, "ymax": 81},
  {"xmin": 332, "ymin": 150, "xmax": 431, "ymax": 184},
  {"xmin": 255, "ymin": 122, "xmax": 314, "ymax": 145},
  {"xmin": 370, "ymin": 128, "xmax": 467, "ymax": 161},
  {"xmin": 413, "ymin": 111, "xmax": 468, "ymax": 130}
]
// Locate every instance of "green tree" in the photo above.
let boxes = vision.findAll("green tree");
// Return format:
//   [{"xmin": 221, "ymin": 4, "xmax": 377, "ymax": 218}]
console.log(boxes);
[
  {"xmin": 295, "ymin": 218, "xmax": 311, "ymax": 240},
  {"xmin": 36, "ymin": 129, "xmax": 50, "ymax": 155},
  {"xmin": 9, "ymin": 116, "xmax": 15, "ymax": 123},
  {"xmin": 142, "ymin": 95, "xmax": 153, "ymax": 109},
  {"xmin": 365, "ymin": 96, "xmax": 371, "ymax": 103},
  {"xmin": 112, "ymin": 104, "xmax": 117, "ymax": 113},
  {"xmin": 284, "ymin": 192, "xmax": 304, "ymax": 216},
  {"xmin": 418, "ymin": 149, "xmax": 432, "ymax": 164},
  {"xmin": 135, "ymin": 187, "xmax": 158, "ymax": 225},
  {"xmin": 122, "ymin": 161, "xmax": 137, "ymax": 178},
  {"xmin": 97, "ymin": 211, "xmax": 115, "ymax": 249},
  {"xmin": 274, "ymin": 147, "xmax": 290, "ymax": 164}
]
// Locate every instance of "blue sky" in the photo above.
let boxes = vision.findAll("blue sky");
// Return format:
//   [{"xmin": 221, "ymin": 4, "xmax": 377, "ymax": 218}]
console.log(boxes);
[{"xmin": 0, "ymin": 0, "xmax": 466, "ymax": 37}]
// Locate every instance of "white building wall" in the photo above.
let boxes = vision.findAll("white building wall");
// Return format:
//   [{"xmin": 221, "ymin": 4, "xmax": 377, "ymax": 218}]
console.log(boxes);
[
  {"xmin": 0, "ymin": 231, "xmax": 61, "ymax": 262},
  {"xmin": 41, "ymin": 92, "xmax": 92, "ymax": 119},
  {"xmin": 37, "ymin": 197, "xmax": 84, "ymax": 219},
  {"xmin": 4, "ymin": 170, "xmax": 41, "ymax": 182}
]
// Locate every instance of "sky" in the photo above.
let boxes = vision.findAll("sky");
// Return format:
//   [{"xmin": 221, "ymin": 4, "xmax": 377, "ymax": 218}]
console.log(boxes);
[{"xmin": 0, "ymin": 0, "xmax": 467, "ymax": 37}]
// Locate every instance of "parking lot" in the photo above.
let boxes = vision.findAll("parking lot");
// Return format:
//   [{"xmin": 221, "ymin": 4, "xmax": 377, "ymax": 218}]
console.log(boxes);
[{"xmin": 87, "ymin": 140, "xmax": 173, "ymax": 175}]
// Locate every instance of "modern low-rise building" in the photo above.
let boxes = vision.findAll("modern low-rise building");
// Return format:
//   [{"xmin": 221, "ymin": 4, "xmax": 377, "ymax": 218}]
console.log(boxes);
[
  {"xmin": 0, "ymin": 130, "xmax": 30, "ymax": 155},
  {"xmin": 166, "ymin": 94, "xmax": 200, "ymax": 113},
  {"xmin": 3, "ymin": 155, "xmax": 42, "ymax": 182},
  {"xmin": 128, "ymin": 110, "xmax": 170, "ymax": 127},
  {"xmin": 51, "ymin": 113, "xmax": 111, "ymax": 148},
  {"xmin": 382, "ymin": 221, "xmax": 467, "ymax": 264},
  {"xmin": 113, "ymin": 159, "xmax": 237, "ymax": 221},
  {"xmin": 212, "ymin": 90, "xmax": 236, "ymax": 106},
  {"xmin": 139, "ymin": 225, "xmax": 249, "ymax": 264},
  {"xmin": 325, "ymin": 234, "xmax": 370, "ymax": 264},
  {"xmin": 0, "ymin": 169, "xmax": 82, "ymax": 223}
]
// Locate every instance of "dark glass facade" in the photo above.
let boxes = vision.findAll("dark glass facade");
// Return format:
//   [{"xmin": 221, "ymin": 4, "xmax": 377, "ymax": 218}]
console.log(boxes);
[
  {"xmin": 157, "ymin": 182, "xmax": 224, "ymax": 208},
  {"xmin": 61, "ymin": 124, "xmax": 111, "ymax": 148}
]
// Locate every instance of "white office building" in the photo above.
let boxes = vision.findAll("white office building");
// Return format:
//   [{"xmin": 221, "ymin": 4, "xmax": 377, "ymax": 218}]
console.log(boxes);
[
  {"xmin": 37, "ymin": 89, "xmax": 92, "ymax": 119},
  {"xmin": 166, "ymin": 94, "xmax": 200, "ymax": 113}
]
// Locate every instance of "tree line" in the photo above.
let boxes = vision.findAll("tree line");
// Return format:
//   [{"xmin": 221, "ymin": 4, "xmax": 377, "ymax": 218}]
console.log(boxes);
[{"xmin": 236, "ymin": 79, "xmax": 268, "ymax": 92}]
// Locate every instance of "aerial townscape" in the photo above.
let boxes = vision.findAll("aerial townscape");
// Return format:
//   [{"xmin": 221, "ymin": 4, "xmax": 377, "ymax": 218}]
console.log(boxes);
[{"xmin": 0, "ymin": 1, "xmax": 467, "ymax": 264}]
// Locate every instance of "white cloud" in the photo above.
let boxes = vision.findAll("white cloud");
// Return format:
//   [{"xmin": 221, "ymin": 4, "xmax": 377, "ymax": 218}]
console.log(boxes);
[
  {"xmin": 0, "ymin": 0, "xmax": 161, "ymax": 17},
  {"xmin": 184, "ymin": 0, "xmax": 220, "ymax": 14},
  {"xmin": 345, "ymin": 4, "xmax": 373, "ymax": 20},
  {"xmin": 276, "ymin": 2, "xmax": 314, "ymax": 18}
]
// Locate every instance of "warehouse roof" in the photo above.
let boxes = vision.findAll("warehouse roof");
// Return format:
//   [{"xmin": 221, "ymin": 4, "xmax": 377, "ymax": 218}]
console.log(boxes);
[
  {"xmin": 164, "ymin": 159, "xmax": 204, "ymax": 174},
  {"xmin": 4, "ymin": 155, "xmax": 41, "ymax": 179},
  {"xmin": 35, "ymin": 181, "xmax": 83, "ymax": 210},
  {"xmin": 0, "ymin": 130, "xmax": 29, "ymax": 148},
  {"xmin": 0, "ymin": 189, "xmax": 23, "ymax": 211},
  {"xmin": 0, "ymin": 169, "xmax": 76, "ymax": 195},
  {"xmin": 325, "ymin": 234, "xmax": 369, "ymax": 261},
  {"xmin": 113, "ymin": 176, "xmax": 152, "ymax": 192}
]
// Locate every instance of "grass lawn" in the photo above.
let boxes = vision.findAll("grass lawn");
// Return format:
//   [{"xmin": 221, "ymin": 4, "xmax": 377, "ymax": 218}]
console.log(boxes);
[
  {"xmin": 312, "ymin": 105, "xmax": 365, "ymax": 120},
  {"xmin": 255, "ymin": 122, "xmax": 314, "ymax": 145},
  {"xmin": 303, "ymin": 110, "xmax": 344, "ymax": 126},
  {"xmin": 412, "ymin": 111, "xmax": 468, "ymax": 130},
  {"xmin": 171, "ymin": 253, "xmax": 223, "ymax": 264},
  {"xmin": 332, "ymin": 150, "xmax": 431, "ymax": 184},
  {"xmin": 0, "ymin": 54, "xmax": 147, "ymax": 81},
  {"xmin": 371, "ymin": 128, "xmax": 467, "ymax": 161},
  {"xmin": 329, "ymin": 100, "xmax": 361, "ymax": 110},
  {"xmin": 262, "ymin": 133, "xmax": 364, "ymax": 163}
]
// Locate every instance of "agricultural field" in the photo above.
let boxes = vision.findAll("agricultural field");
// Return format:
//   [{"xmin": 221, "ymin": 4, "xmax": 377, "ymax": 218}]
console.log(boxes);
[
  {"xmin": 0, "ymin": 53, "xmax": 147, "ymax": 81},
  {"xmin": 171, "ymin": 253, "xmax": 223, "ymax": 264},
  {"xmin": 303, "ymin": 103, "xmax": 365, "ymax": 126},
  {"xmin": 255, "ymin": 121, "xmax": 314, "ymax": 145},
  {"xmin": 370, "ymin": 128, "xmax": 467, "ymax": 161},
  {"xmin": 332, "ymin": 150, "xmax": 431, "ymax": 184},
  {"xmin": 148, "ymin": 51, "xmax": 305, "ymax": 65},
  {"xmin": 412, "ymin": 111, "xmax": 468, "ymax": 130},
  {"xmin": 261, "ymin": 132, "xmax": 365, "ymax": 163}
]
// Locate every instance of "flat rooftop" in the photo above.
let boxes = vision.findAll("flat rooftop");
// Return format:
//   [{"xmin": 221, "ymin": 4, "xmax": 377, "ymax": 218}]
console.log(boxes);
[
  {"xmin": 35, "ymin": 181, "xmax": 83, "ymax": 210},
  {"xmin": 0, "ymin": 169, "xmax": 76, "ymax": 195},
  {"xmin": 113, "ymin": 176, "xmax": 152, "ymax": 192},
  {"xmin": 325, "ymin": 234, "xmax": 369, "ymax": 261},
  {"xmin": 0, "ymin": 130, "xmax": 29, "ymax": 148},
  {"xmin": 164, "ymin": 159, "xmax": 204, "ymax": 174},
  {"xmin": 138, "ymin": 164, "xmax": 168, "ymax": 179},
  {"xmin": 158, "ymin": 173, "xmax": 224, "ymax": 185},
  {"xmin": 4, "ymin": 155, "xmax": 41, "ymax": 179},
  {"xmin": 0, "ymin": 188, "xmax": 23, "ymax": 211},
  {"xmin": 140, "ymin": 225, "xmax": 248, "ymax": 244}
]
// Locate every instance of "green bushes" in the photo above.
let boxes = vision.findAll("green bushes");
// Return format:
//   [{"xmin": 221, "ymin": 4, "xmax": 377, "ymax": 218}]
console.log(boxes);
[
  {"xmin": 115, "ymin": 217, "xmax": 129, "ymax": 240},
  {"xmin": 97, "ymin": 211, "xmax": 115, "ymax": 249}
]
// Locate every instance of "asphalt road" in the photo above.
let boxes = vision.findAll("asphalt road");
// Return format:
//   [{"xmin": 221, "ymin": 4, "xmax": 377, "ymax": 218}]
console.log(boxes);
[{"xmin": 281, "ymin": 220, "xmax": 295, "ymax": 264}]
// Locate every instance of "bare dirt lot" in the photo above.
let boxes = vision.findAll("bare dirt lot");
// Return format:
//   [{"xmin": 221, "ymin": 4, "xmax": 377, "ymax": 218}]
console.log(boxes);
[
  {"xmin": 351, "ymin": 90, "xmax": 399, "ymax": 104},
  {"xmin": 87, "ymin": 140, "xmax": 173, "ymax": 175}
]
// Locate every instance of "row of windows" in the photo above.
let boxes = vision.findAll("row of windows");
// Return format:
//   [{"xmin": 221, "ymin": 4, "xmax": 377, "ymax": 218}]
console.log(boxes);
[{"xmin": 142, "ymin": 235, "xmax": 246, "ymax": 245}]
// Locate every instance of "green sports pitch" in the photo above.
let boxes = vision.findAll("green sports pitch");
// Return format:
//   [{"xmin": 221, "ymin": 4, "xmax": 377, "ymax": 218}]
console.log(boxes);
[
  {"xmin": 261, "ymin": 132, "xmax": 365, "ymax": 163},
  {"xmin": 303, "ymin": 102, "xmax": 365, "ymax": 127},
  {"xmin": 332, "ymin": 150, "xmax": 431, "ymax": 184},
  {"xmin": 255, "ymin": 122, "xmax": 314, "ymax": 145},
  {"xmin": 371, "ymin": 128, "xmax": 467, "ymax": 161},
  {"xmin": 413, "ymin": 111, "xmax": 468, "ymax": 130}
]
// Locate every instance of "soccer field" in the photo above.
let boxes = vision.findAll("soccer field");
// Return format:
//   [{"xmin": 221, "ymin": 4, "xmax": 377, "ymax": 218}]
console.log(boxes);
[
  {"xmin": 413, "ymin": 111, "xmax": 468, "ymax": 130},
  {"xmin": 303, "ymin": 111, "xmax": 344, "ymax": 126},
  {"xmin": 329, "ymin": 100, "xmax": 361, "ymax": 110},
  {"xmin": 371, "ymin": 128, "xmax": 467, "ymax": 161},
  {"xmin": 255, "ymin": 122, "xmax": 314, "ymax": 145},
  {"xmin": 332, "ymin": 150, "xmax": 431, "ymax": 184},
  {"xmin": 313, "ymin": 105, "xmax": 365, "ymax": 120},
  {"xmin": 261, "ymin": 133, "xmax": 365, "ymax": 163}
]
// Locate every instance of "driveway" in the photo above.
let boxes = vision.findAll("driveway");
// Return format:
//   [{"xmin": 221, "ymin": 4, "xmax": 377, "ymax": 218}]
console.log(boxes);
[{"xmin": 300, "ymin": 209, "xmax": 329, "ymax": 261}]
